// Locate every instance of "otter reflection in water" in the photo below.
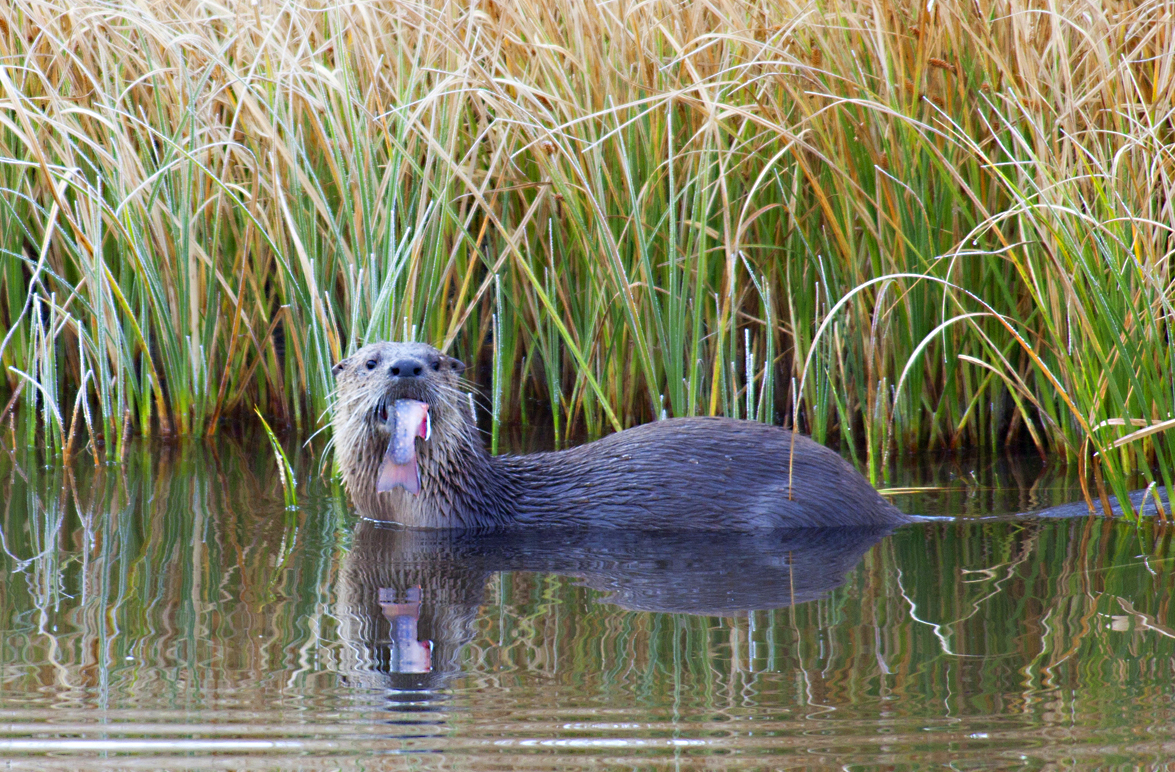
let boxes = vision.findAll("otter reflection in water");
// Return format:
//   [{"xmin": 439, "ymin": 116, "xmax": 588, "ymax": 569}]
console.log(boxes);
[{"xmin": 336, "ymin": 521, "xmax": 895, "ymax": 690}]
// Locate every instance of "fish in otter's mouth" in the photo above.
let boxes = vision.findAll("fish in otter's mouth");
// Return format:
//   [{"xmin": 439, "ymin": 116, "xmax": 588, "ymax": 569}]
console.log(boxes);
[{"xmin": 376, "ymin": 399, "xmax": 431, "ymax": 495}]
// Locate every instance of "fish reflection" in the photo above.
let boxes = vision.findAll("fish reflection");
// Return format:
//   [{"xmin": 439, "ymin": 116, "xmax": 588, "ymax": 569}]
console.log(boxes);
[
  {"xmin": 377, "ymin": 586, "xmax": 432, "ymax": 673},
  {"xmin": 336, "ymin": 521, "xmax": 895, "ymax": 691}
]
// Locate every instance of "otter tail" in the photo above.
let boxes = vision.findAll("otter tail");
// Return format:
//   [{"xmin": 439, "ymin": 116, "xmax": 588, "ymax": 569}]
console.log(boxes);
[{"xmin": 901, "ymin": 486, "xmax": 1170, "ymax": 522}]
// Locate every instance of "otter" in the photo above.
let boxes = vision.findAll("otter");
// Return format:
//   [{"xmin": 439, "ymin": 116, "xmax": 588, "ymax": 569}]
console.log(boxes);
[{"xmin": 331, "ymin": 341, "xmax": 910, "ymax": 530}]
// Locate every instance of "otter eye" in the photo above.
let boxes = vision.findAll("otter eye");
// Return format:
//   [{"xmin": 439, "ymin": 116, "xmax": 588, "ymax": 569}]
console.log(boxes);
[
  {"xmin": 365, "ymin": 359, "xmax": 377, "ymax": 371},
  {"xmin": 431, "ymin": 360, "xmax": 440, "ymax": 372}
]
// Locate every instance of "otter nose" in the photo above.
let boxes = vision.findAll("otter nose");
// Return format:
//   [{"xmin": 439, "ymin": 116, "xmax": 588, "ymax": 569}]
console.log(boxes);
[{"xmin": 389, "ymin": 358, "xmax": 425, "ymax": 378}]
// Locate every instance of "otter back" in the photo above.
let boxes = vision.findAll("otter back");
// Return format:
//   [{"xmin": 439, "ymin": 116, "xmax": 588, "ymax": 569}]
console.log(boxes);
[{"xmin": 498, "ymin": 418, "xmax": 909, "ymax": 530}]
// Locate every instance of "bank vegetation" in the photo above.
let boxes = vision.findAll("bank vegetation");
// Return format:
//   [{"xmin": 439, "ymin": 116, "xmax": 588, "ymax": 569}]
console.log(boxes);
[{"xmin": 0, "ymin": 0, "xmax": 1172, "ymax": 509}]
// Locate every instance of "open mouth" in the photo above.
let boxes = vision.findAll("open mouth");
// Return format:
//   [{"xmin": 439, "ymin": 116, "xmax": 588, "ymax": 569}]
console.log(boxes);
[{"xmin": 376, "ymin": 399, "xmax": 432, "ymax": 495}]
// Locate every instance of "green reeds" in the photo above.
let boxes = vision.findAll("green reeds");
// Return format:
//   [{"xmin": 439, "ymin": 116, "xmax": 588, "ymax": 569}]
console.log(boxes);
[
  {"xmin": 0, "ymin": 0, "xmax": 1172, "ymax": 508},
  {"xmin": 255, "ymin": 407, "xmax": 298, "ymax": 510}
]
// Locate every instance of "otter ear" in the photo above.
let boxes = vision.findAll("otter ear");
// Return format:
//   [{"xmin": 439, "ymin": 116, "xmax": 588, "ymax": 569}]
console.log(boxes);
[
  {"xmin": 447, "ymin": 356, "xmax": 466, "ymax": 375},
  {"xmin": 332, "ymin": 357, "xmax": 351, "ymax": 377}
]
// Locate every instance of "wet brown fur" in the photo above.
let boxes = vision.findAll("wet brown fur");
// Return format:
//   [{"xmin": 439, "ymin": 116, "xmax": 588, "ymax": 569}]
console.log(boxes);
[{"xmin": 331, "ymin": 342, "xmax": 911, "ymax": 530}]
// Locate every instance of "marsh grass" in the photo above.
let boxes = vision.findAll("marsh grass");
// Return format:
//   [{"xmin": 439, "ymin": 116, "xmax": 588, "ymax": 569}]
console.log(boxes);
[
  {"xmin": 256, "ymin": 406, "xmax": 298, "ymax": 509},
  {"xmin": 0, "ymin": 0, "xmax": 1172, "ymax": 509}
]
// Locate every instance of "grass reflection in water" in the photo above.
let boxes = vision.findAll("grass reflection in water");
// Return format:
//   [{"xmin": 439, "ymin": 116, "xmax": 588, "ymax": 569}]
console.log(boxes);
[{"xmin": 1, "ymin": 435, "xmax": 1174, "ymax": 769}]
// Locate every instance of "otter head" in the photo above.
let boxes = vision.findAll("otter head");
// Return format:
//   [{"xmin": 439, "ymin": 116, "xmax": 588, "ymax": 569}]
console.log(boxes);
[{"xmin": 331, "ymin": 342, "xmax": 476, "ymax": 522}]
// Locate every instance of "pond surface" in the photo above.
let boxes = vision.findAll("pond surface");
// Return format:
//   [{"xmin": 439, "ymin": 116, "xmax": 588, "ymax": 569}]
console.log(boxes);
[{"xmin": 2, "ymin": 434, "xmax": 1174, "ymax": 770}]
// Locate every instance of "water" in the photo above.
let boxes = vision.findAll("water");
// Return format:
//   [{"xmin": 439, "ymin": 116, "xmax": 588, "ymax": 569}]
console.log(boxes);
[{"xmin": 2, "ymin": 435, "xmax": 1174, "ymax": 769}]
